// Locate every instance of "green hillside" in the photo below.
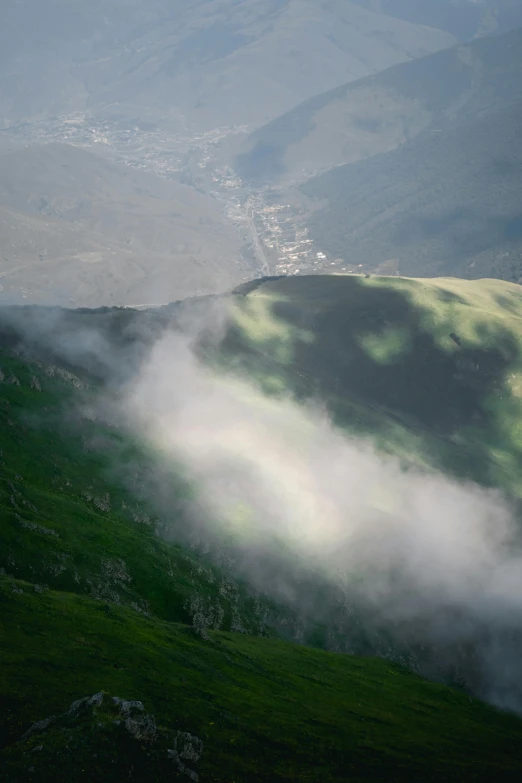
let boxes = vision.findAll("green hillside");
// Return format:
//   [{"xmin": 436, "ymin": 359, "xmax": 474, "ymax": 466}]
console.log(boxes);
[
  {"xmin": 224, "ymin": 274, "xmax": 522, "ymax": 495},
  {"xmin": 3, "ymin": 580, "xmax": 522, "ymax": 782},
  {"xmin": 3, "ymin": 275, "xmax": 522, "ymax": 779}
]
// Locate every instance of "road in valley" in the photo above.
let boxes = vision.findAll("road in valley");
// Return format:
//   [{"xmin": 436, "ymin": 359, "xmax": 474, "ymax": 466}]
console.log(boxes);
[{"xmin": 246, "ymin": 197, "xmax": 270, "ymax": 277}]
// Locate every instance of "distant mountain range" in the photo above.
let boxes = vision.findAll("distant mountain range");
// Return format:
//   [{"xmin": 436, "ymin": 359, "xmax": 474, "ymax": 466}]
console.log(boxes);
[
  {"xmin": 235, "ymin": 27, "xmax": 522, "ymax": 184},
  {"xmin": 352, "ymin": 0, "xmax": 522, "ymax": 40},
  {"xmin": 233, "ymin": 26, "xmax": 522, "ymax": 282},
  {"xmin": 2, "ymin": 4, "xmax": 522, "ymax": 300},
  {"xmin": 0, "ymin": 0, "xmax": 456, "ymax": 131},
  {"xmin": 301, "ymin": 101, "xmax": 522, "ymax": 280}
]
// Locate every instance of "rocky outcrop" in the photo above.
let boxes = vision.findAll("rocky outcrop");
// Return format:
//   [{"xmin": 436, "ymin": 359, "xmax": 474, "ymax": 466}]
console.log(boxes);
[{"xmin": 4, "ymin": 691, "xmax": 203, "ymax": 782}]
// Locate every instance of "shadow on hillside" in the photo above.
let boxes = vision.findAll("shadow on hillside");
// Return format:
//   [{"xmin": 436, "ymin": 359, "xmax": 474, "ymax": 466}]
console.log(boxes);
[
  {"xmin": 223, "ymin": 276, "xmax": 522, "ymax": 489},
  {"xmin": 395, "ymin": 210, "xmax": 522, "ymax": 262}
]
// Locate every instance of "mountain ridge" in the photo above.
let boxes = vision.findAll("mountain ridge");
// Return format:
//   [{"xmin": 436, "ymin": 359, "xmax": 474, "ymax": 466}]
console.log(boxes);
[
  {"xmin": 0, "ymin": 0, "xmax": 455, "ymax": 130},
  {"xmin": 234, "ymin": 26, "xmax": 522, "ymax": 184}
]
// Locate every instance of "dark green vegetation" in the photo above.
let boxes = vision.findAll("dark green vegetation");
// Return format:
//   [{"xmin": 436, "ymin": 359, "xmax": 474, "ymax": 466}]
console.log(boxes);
[
  {"xmin": 0, "ymin": 338, "xmax": 287, "ymax": 634},
  {"xmin": 3, "ymin": 275, "xmax": 522, "ymax": 779},
  {"xmin": 3, "ymin": 580, "xmax": 522, "ymax": 782}
]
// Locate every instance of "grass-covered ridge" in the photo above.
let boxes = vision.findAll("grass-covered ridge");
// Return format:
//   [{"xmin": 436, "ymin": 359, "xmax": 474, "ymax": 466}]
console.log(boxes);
[{"xmin": 224, "ymin": 275, "xmax": 522, "ymax": 495}]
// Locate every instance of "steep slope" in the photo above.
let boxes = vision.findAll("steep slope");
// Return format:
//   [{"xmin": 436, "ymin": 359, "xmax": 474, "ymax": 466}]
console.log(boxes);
[
  {"xmin": 300, "ymin": 101, "xmax": 522, "ymax": 281},
  {"xmin": 4, "ymin": 276, "xmax": 522, "ymax": 779},
  {"xmin": 2, "ymin": 583, "xmax": 522, "ymax": 782},
  {"xmin": 0, "ymin": 142, "xmax": 246, "ymax": 306},
  {"xmin": 0, "ymin": 1, "xmax": 455, "ymax": 131},
  {"xmin": 235, "ymin": 26, "xmax": 522, "ymax": 184}
]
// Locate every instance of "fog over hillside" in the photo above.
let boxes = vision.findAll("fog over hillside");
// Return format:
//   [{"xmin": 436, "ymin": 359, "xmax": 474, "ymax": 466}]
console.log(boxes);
[
  {"xmin": 2, "ymin": 5, "xmax": 522, "ymax": 780},
  {"xmin": 4, "ymin": 275, "xmax": 522, "ymax": 712},
  {"xmin": 125, "ymin": 317, "xmax": 522, "ymax": 712}
]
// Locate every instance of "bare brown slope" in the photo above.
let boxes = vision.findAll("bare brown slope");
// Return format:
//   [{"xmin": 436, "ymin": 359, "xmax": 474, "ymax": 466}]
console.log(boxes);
[{"xmin": 0, "ymin": 143, "xmax": 247, "ymax": 307}]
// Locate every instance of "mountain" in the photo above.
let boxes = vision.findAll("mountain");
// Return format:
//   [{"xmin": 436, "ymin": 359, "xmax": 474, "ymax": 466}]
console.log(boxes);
[
  {"xmin": 352, "ymin": 0, "xmax": 522, "ymax": 40},
  {"xmin": 300, "ymin": 100, "xmax": 522, "ymax": 280},
  {"xmin": 3, "ymin": 274, "xmax": 522, "ymax": 779},
  {"xmin": 234, "ymin": 26, "xmax": 522, "ymax": 184},
  {"xmin": 4, "ymin": 272, "xmax": 522, "ymax": 776},
  {"xmin": 0, "ymin": 1, "xmax": 455, "ymax": 131},
  {"xmin": 0, "ymin": 142, "xmax": 247, "ymax": 306}
]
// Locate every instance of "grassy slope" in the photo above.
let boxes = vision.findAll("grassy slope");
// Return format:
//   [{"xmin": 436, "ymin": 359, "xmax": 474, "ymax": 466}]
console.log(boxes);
[
  {"xmin": 0, "ymin": 346, "xmax": 288, "ymax": 633},
  {"xmin": 3, "ymin": 277, "xmax": 522, "ymax": 778},
  {"xmin": 224, "ymin": 275, "xmax": 522, "ymax": 495},
  {"xmin": 2, "ymin": 579, "xmax": 522, "ymax": 782}
]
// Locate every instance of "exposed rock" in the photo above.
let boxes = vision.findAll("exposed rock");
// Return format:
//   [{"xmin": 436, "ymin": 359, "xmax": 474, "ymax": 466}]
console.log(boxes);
[
  {"xmin": 18, "ymin": 519, "xmax": 58, "ymax": 537},
  {"xmin": 176, "ymin": 731, "xmax": 204, "ymax": 763},
  {"xmin": 33, "ymin": 584, "xmax": 48, "ymax": 593},
  {"xmin": 93, "ymin": 493, "xmax": 111, "ymax": 512},
  {"xmin": 45, "ymin": 365, "xmax": 83, "ymax": 388},
  {"xmin": 22, "ymin": 715, "xmax": 57, "ymax": 740},
  {"xmin": 186, "ymin": 591, "xmax": 225, "ymax": 632},
  {"xmin": 168, "ymin": 732, "xmax": 204, "ymax": 781},
  {"xmin": 7, "ymin": 692, "xmax": 203, "ymax": 782}
]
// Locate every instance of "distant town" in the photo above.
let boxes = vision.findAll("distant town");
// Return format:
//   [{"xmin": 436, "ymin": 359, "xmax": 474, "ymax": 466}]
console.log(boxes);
[{"xmin": 0, "ymin": 113, "xmax": 362, "ymax": 280}]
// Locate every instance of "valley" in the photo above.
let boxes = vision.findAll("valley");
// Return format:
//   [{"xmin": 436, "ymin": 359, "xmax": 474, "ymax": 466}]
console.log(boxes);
[{"xmin": 0, "ymin": 113, "xmax": 338, "ymax": 298}]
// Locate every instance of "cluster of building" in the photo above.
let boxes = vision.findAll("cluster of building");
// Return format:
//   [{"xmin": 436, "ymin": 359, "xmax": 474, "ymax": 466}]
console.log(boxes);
[
  {"xmin": 2, "ymin": 113, "xmax": 249, "ymax": 182},
  {"xmin": 250, "ymin": 201, "xmax": 355, "ymax": 276},
  {"xmin": 3, "ymin": 112, "xmax": 363, "ymax": 279}
]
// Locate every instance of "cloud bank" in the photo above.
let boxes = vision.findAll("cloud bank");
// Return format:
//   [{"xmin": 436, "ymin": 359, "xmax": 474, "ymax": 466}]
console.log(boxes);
[
  {"xmin": 2, "ymin": 297, "xmax": 521, "ymax": 712},
  {"xmin": 122, "ymin": 325, "xmax": 522, "ymax": 712}
]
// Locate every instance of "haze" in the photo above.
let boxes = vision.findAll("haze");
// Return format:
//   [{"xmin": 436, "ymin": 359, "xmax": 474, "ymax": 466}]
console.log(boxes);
[{"xmin": 1, "ymin": 1, "xmax": 521, "ymax": 304}]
